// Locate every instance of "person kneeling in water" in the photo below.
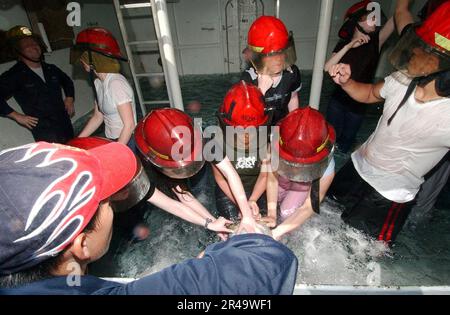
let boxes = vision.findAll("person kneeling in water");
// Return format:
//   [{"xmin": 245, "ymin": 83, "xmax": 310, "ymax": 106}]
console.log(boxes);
[
  {"xmin": 213, "ymin": 81, "xmax": 271, "ymax": 221},
  {"xmin": 264, "ymin": 107, "xmax": 336, "ymax": 240},
  {"xmin": 135, "ymin": 108, "xmax": 261, "ymax": 237}
]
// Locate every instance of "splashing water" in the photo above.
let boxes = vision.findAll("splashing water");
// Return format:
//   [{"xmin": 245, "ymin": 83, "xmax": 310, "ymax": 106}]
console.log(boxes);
[
  {"xmin": 90, "ymin": 74, "xmax": 450, "ymax": 287},
  {"xmin": 111, "ymin": 198, "xmax": 391, "ymax": 285},
  {"xmin": 282, "ymin": 202, "xmax": 391, "ymax": 286}
]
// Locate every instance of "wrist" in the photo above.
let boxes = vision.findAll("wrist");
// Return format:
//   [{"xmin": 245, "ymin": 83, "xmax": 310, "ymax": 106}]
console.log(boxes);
[
  {"xmin": 268, "ymin": 205, "xmax": 277, "ymax": 214},
  {"xmin": 396, "ymin": 1, "xmax": 410, "ymax": 12},
  {"xmin": 241, "ymin": 215, "xmax": 254, "ymax": 223},
  {"xmin": 341, "ymin": 78, "xmax": 353, "ymax": 89},
  {"xmin": 272, "ymin": 227, "xmax": 283, "ymax": 240},
  {"xmin": 204, "ymin": 218, "xmax": 213, "ymax": 230},
  {"xmin": 8, "ymin": 111, "xmax": 19, "ymax": 118}
]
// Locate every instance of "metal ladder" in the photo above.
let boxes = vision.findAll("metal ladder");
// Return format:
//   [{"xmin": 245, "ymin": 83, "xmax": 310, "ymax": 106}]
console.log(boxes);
[
  {"xmin": 113, "ymin": 0, "xmax": 184, "ymax": 116},
  {"xmin": 224, "ymin": 0, "xmax": 265, "ymax": 73}
]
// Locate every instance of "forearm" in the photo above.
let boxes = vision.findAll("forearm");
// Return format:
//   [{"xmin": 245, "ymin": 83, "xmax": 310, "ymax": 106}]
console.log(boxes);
[
  {"xmin": 324, "ymin": 48, "xmax": 350, "ymax": 72},
  {"xmin": 212, "ymin": 164, "xmax": 237, "ymax": 204},
  {"xmin": 273, "ymin": 200, "xmax": 315, "ymax": 239},
  {"xmin": 249, "ymin": 172, "xmax": 267, "ymax": 202},
  {"xmin": 0, "ymin": 71, "xmax": 19, "ymax": 117},
  {"xmin": 379, "ymin": 17, "xmax": 395, "ymax": 49},
  {"xmin": 6, "ymin": 110, "xmax": 21, "ymax": 121},
  {"xmin": 175, "ymin": 191, "xmax": 216, "ymax": 221},
  {"xmin": 340, "ymin": 79, "xmax": 383, "ymax": 104},
  {"xmin": 287, "ymin": 92, "xmax": 299, "ymax": 112},
  {"xmin": 117, "ymin": 124, "xmax": 135, "ymax": 145},
  {"xmin": 79, "ymin": 111, "xmax": 103, "ymax": 137},
  {"xmin": 395, "ymin": 0, "xmax": 414, "ymax": 35},
  {"xmin": 149, "ymin": 189, "xmax": 208, "ymax": 227},
  {"xmin": 63, "ymin": 85, "xmax": 75, "ymax": 99},
  {"xmin": 228, "ymin": 175, "xmax": 253, "ymax": 218},
  {"xmin": 274, "ymin": 173, "xmax": 335, "ymax": 239},
  {"xmin": 266, "ymin": 171, "xmax": 278, "ymax": 218},
  {"xmin": 217, "ymin": 160, "xmax": 253, "ymax": 218},
  {"xmin": 1, "ymin": 100, "xmax": 15, "ymax": 117},
  {"xmin": 117, "ymin": 103, "xmax": 136, "ymax": 145}
]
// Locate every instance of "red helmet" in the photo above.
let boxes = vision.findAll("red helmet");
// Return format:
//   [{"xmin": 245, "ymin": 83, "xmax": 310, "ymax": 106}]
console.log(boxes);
[
  {"xmin": 67, "ymin": 136, "xmax": 112, "ymax": 150},
  {"xmin": 135, "ymin": 109, "xmax": 205, "ymax": 179},
  {"xmin": 344, "ymin": 0, "xmax": 371, "ymax": 20},
  {"xmin": 66, "ymin": 137, "xmax": 151, "ymax": 213},
  {"xmin": 218, "ymin": 81, "xmax": 269, "ymax": 128},
  {"xmin": 339, "ymin": 1, "xmax": 381, "ymax": 39},
  {"xmin": 389, "ymin": 1, "xmax": 450, "ymax": 77},
  {"xmin": 419, "ymin": 0, "xmax": 448, "ymax": 20},
  {"xmin": 416, "ymin": 1, "xmax": 450, "ymax": 54},
  {"xmin": 275, "ymin": 107, "xmax": 336, "ymax": 182},
  {"xmin": 248, "ymin": 16, "xmax": 289, "ymax": 54},
  {"xmin": 74, "ymin": 27, "xmax": 127, "ymax": 61}
]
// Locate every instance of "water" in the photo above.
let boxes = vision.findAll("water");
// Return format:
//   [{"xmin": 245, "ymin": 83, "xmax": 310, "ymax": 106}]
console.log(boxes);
[{"xmin": 90, "ymin": 73, "xmax": 450, "ymax": 287}]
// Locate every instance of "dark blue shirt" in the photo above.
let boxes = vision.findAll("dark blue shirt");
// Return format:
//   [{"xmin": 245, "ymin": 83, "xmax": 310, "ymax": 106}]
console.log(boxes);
[
  {"xmin": 0, "ymin": 235, "xmax": 298, "ymax": 295},
  {"xmin": 0, "ymin": 61, "xmax": 75, "ymax": 143},
  {"xmin": 0, "ymin": 61, "xmax": 74, "ymax": 118}
]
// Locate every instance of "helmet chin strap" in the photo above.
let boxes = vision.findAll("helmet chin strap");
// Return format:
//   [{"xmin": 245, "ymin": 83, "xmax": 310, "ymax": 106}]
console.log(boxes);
[
  {"xmin": 87, "ymin": 50, "xmax": 100, "ymax": 107},
  {"xmin": 387, "ymin": 70, "xmax": 448, "ymax": 125},
  {"xmin": 355, "ymin": 23, "xmax": 372, "ymax": 36},
  {"xmin": 311, "ymin": 179, "xmax": 321, "ymax": 215}
]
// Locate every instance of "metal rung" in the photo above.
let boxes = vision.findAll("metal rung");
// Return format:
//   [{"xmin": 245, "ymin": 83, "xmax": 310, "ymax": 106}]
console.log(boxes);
[
  {"xmin": 136, "ymin": 72, "xmax": 165, "ymax": 77},
  {"xmin": 143, "ymin": 100, "xmax": 171, "ymax": 105},
  {"xmin": 120, "ymin": 3, "xmax": 152, "ymax": 9},
  {"xmin": 128, "ymin": 40, "xmax": 158, "ymax": 46}
]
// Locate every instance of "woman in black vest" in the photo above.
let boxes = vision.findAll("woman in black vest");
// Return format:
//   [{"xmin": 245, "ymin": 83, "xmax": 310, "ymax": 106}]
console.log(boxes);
[{"xmin": 324, "ymin": 0, "xmax": 394, "ymax": 153}]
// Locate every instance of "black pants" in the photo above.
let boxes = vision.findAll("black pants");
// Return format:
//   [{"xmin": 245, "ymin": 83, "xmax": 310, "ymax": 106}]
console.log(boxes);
[
  {"xmin": 215, "ymin": 184, "xmax": 267, "ymax": 221},
  {"xmin": 32, "ymin": 115, "xmax": 74, "ymax": 144},
  {"xmin": 327, "ymin": 161, "xmax": 415, "ymax": 243},
  {"xmin": 326, "ymin": 96, "xmax": 364, "ymax": 153}
]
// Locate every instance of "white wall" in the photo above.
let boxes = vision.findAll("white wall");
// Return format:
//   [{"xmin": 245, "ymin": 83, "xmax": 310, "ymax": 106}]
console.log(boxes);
[
  {"xmin": 115, "ymin": 0, "xmax": 426, "ymax": 76},
  {"xmin": 124, "ymin": 0, "xmax": 396, "ymax": 74}
]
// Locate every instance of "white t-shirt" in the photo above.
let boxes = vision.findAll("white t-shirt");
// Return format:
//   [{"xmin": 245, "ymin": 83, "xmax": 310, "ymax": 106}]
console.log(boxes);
[
  {"xmin": 352, "ymin": 72, "xmax": 450, "ymax": 203},
  {"xmin": 94, "ymin": 73, "xmax": 137, "ymax": 140},
  {"xmin": 30, "ymin": 67, "xmax": 46, "ymax": 82}
]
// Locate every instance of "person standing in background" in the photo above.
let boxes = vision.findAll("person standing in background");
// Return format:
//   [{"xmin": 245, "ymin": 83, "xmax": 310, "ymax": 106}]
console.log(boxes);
[
  {"xmin": 324, "ymin": 0, "xmax": 394, "ymax": 153},
  {"xmin": 0, "ymin": 25, "xmax": 75, "ymax": 144},
  {"xmin": 71, "ymin": 27, "xmax": 136, "ymax": 150},
  {"xmin": 241, "ymin": 16, "xmax": 302, "ymax": 126}
]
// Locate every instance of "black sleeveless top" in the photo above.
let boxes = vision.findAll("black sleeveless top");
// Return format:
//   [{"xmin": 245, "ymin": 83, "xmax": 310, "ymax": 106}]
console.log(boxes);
[
  {"xmin": 332, "ymin": 31, "xmax": 381, "ymax": 115},
  {"xmin": 241, "ymin": 65, "xmax": 302, "ymax": 125}
]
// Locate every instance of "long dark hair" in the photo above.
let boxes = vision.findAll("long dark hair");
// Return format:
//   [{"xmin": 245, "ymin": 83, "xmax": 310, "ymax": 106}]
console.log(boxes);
[{"xmin": 142, "ymin": 161, "xmax": 191, "ymax": 198}]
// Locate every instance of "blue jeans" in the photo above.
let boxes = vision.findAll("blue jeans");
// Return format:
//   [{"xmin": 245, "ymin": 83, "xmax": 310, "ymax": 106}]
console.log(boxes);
[
  {"xmin": 110, "ymin": 136, "xmax": 137, "ymax": 154},
  {"xmin": 326, "ymin": 96, "xmax": 364, "ymax": 153},
  {"xmin": 127, "ymin": 135, "xmax": 137, "ymax": 154}
]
